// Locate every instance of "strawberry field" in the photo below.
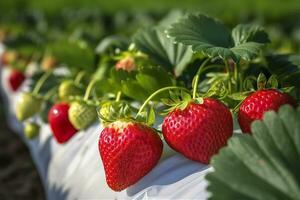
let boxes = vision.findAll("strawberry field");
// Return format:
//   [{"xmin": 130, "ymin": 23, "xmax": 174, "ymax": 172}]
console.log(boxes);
[{"xmin": 0, "ymin": 1, "xmax": 300, "ymax": 199}]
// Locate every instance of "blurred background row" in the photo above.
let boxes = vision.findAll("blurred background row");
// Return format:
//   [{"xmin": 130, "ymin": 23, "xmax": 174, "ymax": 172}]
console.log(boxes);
[{"xmin": 1, "ymin": 0, "xmax": 300, "ymax": 56}]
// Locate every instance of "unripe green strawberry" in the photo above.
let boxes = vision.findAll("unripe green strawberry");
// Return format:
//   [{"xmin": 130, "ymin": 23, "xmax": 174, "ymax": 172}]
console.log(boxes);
[
  {"xmin": 24, "ymin": 122, "xmax": 40, "ymax": 139},
  {"xmin": 16, "ymin": 92, "xmax": 43, "ymax": 121},
  {"xmin": 68, "ymin": 100, "xmax": 97, "ymax": 130},
  {"xmin": 58, "ymin": 80, "xmax": 83, "ymax": 100}
]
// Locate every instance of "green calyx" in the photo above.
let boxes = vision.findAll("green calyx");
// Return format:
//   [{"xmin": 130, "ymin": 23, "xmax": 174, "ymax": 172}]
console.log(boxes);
[
  {"xmin": 134, "ymin": 86, "xmax": 191, "ymax": 125},
  {"xmin": 243, "ymin": 73, "xmax": 279, "ymax": 92},
  {"xmin": 97, "ymin": 100, "xmax": 133, "ymax": 125},
  {"xmin": 16, "ymin": 92, "xmax": 43, "ymax": 121},
  {"xmin": 24, "ymin": 122, "xmax": 40, "ymax": 139},
  {"xmin": 257, "ymin": 72, "xmax": 267, "ymax": 90}
]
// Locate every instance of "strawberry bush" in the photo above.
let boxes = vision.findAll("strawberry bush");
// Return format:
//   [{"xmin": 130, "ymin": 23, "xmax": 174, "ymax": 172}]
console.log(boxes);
[{"xmin": 1, "ymin": 9, "xmax": 300, "ymax": 199}]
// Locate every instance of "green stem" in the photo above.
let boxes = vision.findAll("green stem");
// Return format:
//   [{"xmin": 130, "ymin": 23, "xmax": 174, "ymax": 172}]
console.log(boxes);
[
  {"xmin": 234, "ymin": 62, "xmax": 239, "ymax": 91},
  {"xmin": 136, "ymin": 86, "xmax": 190, "ymax": 117},
  {"xmin": 232, "ymin": 98, "xmax": 246, "ymax": 113},
  {"xmin": 115, "ymin": 91, "xmax": 122, "ymax": 102},
  {"xmin": 84, "ymin": 79, "xmax": 98, "ymax": 101},
  {"xmin": 44, "ymin": 87, "xmax": 58, "ymax": 100},
  {"xmin": 32, "ymin": 71, "xmax": 52, "ymax": 95},
  {"xmin": 204, "ymin": 64, "xmax": 224, "ymax": 69},
  {"xmin": 225, "ymin": 60, "xmax": 232, "ymax": 94},
  {"xmin": 75, "ymin": 71, "xmax": 86, "ymax": 84},
  {"xmin": 192, "ymin": 58, "xmax": 210, "ymax": 99}
]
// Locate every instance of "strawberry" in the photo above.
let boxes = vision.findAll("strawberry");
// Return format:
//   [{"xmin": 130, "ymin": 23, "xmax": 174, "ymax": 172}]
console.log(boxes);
[
  {"xmin": 238, "ymin": 89, "xmax": 298, "ymax": 133},
  {"xmin": 48, "ymin": 103, "xmax": 78, "ymax": 143},
  {"xmin": 58, "ymin": 80, "xmax": 83, "ymax": 100},
  {"xmin": 8, "ymin": 69, "xmax": 26, "ymax": 91},
  {"xmin": 68, "ymin": 100, "xmax": 97, "ymax": 130},
  {"xmin": 115, "ymin": 56, "xmax": 135, "ymax": 72},
  {"xmin": 1, "ymin": 51, "xmax": 17, "ymax": 66},
  {"xmin": 24, "ymin": 122, "xmax": 40, "ymax": 139},
  {"xmin": 162, "ymin": 98, "xmax": 233, "ymax": 164},
  {"xmin": 41, "ymin": 56, "xmax": 57, "ymax": 71},
  {"xmin": 16, "ymin": 92, "xmax": 43, "ymax": 121},
  {"xmin": 99, "ymin": 121, "xmax": 163, "ymax": 191}
]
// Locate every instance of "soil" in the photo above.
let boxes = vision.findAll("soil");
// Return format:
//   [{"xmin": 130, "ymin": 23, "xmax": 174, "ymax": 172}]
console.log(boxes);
[{"xmin": 0, "ymin": 97, "xmax": 44, "ymax": 200}]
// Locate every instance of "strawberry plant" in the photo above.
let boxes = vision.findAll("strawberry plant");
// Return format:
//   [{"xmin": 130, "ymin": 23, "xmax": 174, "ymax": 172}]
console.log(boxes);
[{"xmin": 2, "ymin": 9, "xmax": 300, "ymax": 197}]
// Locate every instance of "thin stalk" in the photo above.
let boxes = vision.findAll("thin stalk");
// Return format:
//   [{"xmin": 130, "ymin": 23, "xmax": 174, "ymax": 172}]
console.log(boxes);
[
  {"xmin": 75, "ymin": 71, "xmax": 86, "ymax": 84},
  {"xmin": 115, "ymin": 91, "xmax": 122, "ymax": 102},
  {"xmin": 136, "ymin": 86, "xmax": 190, "ymax": 117},
  {"xmin": 224, "ymin": 60, "xmax": 232, "ymax": 94},
  {"xmin": 192, "ymin": 58, "xmax": 210, "ymax": 99},
  {"xmin": 232, "ymin": 98, "xmax": 246, "ymax": 113},
  {"xmin": 84, "ymin": 79, "xmax": 98, "ymax": 101},
  {"xmin": 44, "ymin": 87, "xmax": 58, "ymax": 100},
  {"xmin": 234, "ymin": 62, "xmax": 239, "ymax": 92},
  {"xmin": 32, "ymin": 71, "xmax": 52, "ymax": 95}
]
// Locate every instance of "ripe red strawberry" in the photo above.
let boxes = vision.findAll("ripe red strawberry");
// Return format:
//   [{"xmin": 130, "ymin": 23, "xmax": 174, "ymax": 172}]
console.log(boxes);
[
  {"xmin": 99, "ymin": 121, "xmax": 163, "ymax": 191},
  {"xmin": 8, "ymin": 69, "xmax": 26, "ymax": 91},
  {"xmin": 238, "ymin": 89, "xmax": 298, "ymax": 133},
  {"xmin": 48, "ymin": 103, "xmax": 78, "ymax": 144},
  {"xmin": 162, "ymin": 98, "xmax": 233, "ymax": 164}
]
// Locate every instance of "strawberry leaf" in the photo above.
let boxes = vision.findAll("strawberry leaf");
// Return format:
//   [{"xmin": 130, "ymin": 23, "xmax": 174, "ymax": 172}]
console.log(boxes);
[
  {"xmin": 121, "ymin": 79, "xmax": 149, "ymax": 101},
  {"xmin": 47, "ymin": 39, "xmax": 94, "ymax": 71},
  {"xmin": 136, "ymin": 66, "xmax": 174, "ymax": 95},
  {"xmin": 230, "ymin": 42, "xmax": 264, "ymax": 61},
  {"xmin": 133, "ymin": 27, "xmax": 193, "ymax": 76},
  {"xmin": 231, "ymin": 24, "xmax": 270, "ymax": 46},
  {"xmin": 206, "ymin": 105, "xmax": 300, "ymax": 200},
  {"xmin": 167, "ymin": 14, "xmax": 233, "ymax": 60},
  {"xmin": 167, "ymin": 14, "xmax": 269, "ymax": 62},
  {"xmin": 95, "ymin": 35, "xmax": 129, "ymax": 55}
]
